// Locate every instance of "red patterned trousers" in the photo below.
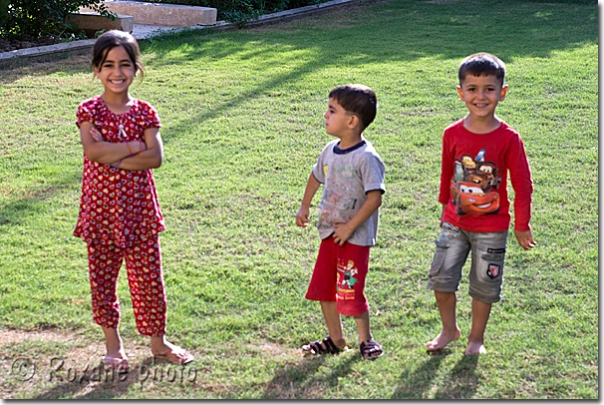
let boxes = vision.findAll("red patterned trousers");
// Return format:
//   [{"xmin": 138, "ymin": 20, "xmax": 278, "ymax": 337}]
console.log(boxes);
[{"xmin": 86, "ymin": 233, "xmax": 167, "ymax": 335}]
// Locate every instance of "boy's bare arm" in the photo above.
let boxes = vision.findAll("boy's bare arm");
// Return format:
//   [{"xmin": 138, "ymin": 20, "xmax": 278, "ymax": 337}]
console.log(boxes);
[
  {"xmin": 514, "ymin": 229, "xmax": 536, "ymax": 250},
  {"xmin": 333, "ymin": 190, "xmax": 382, "ymax": 246},
  {"xmin": 296, "ymin": 173, "xmax": 321, "ymax": 227}
]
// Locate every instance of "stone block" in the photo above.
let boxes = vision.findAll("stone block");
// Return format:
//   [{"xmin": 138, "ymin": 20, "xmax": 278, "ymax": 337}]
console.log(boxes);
[
  {"xmin": 82, "ymin": 1, "xmax": 217, "ymax": 27},
  {"xmin": 66, "ymin": 12, "xmax": 134, "ymax": 37}
]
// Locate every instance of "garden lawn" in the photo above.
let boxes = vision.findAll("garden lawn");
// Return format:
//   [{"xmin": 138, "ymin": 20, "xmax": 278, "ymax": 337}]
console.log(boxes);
[{"xmin": 0, "ymin": 0, "xmax": 597, "ymax": 399}]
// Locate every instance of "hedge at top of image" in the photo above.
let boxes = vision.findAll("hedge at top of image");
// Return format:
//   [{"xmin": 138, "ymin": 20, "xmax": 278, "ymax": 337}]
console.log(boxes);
[{"xmin": 0, "ymin": 0, "xmax": 112, "ymax": 39}]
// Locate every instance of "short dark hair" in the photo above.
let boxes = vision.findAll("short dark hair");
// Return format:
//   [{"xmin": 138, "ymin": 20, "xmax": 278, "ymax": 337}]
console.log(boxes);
[
  {"xmin": 458, "ymin": 52, "xmax": 506, "ymax": 87},
  {"xmin": 329, "ymin": 84, "xmax": 377, "ymax": 131},
  {"xmin": 91, "ymin": 30, "xmax": 144, "ymax": 78}
]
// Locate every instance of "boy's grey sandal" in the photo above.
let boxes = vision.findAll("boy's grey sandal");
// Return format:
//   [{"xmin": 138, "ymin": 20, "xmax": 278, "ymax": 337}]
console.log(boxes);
[
  {"xmin": 302, "ymin": 336, "xmax": 343, "ymax": 355},
  {"xmin": 360, "ymin": 339, "xmax": 383, "ymax": 360}
]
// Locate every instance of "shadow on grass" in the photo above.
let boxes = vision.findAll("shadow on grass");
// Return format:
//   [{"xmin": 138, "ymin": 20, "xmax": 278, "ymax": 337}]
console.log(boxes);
[
  {"xmin": 142, "ymin": 0, "xmax": 596, "ymax": 69},
  {"xmin": 31, "ymin": 357, "xmax": 150, "ymax": 399},
  {"xmin": 390, "ymin": 350, "xmax": 479, "ymax": 399},
  {"xmin": 0, "ymin": 52, "xmax": 90, "ymax": 84},
  {"xmin": 0, "ymin": 169, "xmax": 81, "ymax": 230},
  {"xmin": 0, "ymin": 0, "xmax": 596, "ymax": 200},
  {"xmin": 0, "ymin": 1, "xmax": 596, "ymax": 88},
  {"xmin": 138, "ymin": 0, "xmax": 596, "ymax": 145},
  {"xmin": 32, "ymin": 356, "xmax": 198, "ymax": 399},
  {"xmin": 433, "ymin": 354, "xmax": 479, "ymax": 399},
  {"xmin": 260, "ymin": 352, "xmax": 360, "ymax": 399},
  {"xmin": 390, "ymin": 349, "xmax": 451, "ymax": 399}
]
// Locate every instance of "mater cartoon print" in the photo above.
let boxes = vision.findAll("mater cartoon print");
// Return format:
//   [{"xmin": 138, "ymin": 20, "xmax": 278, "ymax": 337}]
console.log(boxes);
[{"xmin": 450, "ymin": 149, "xmax": 501, "ymax": 216}]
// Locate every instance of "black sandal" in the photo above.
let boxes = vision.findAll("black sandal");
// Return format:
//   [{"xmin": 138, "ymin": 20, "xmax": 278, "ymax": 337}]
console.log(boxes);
[
  {"xmin": 302, "ymin": 336, "xmax": 343, "ymax": 355},
  {"xmin": 360, "ymin": 339, "xmax": 383, "ymax": 360}
]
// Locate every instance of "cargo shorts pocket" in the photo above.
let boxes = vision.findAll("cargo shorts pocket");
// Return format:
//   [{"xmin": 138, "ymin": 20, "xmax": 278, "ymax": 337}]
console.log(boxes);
[
  {"xmin": 428, "ymin": 240, "xmax": 448, "ymax": 277},
  {"xmin": 428, "ymin": 223, "xmax": 459, "ymax": 277}
]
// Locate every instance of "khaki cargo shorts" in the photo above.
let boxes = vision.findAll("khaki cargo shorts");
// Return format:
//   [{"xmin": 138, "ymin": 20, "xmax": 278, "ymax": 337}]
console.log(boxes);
[{"xmin": 427, "ymin": 222, "xmax": 508, "ymax": 303}]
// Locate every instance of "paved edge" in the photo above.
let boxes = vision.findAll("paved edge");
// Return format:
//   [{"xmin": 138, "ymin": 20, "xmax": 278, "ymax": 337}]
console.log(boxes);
[{"xmin": 0, "ymin": 0, "xmax": 363, "ymax": 68}]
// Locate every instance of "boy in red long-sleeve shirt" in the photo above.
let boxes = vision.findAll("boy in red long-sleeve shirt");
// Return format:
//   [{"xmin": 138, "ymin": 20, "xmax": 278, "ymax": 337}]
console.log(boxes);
[{"xmin": 425, "ymin": 52, "xmax": 536, "ymax": 355}]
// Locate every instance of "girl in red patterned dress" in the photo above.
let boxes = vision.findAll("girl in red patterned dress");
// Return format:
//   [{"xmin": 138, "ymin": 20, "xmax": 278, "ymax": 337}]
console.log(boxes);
[{"xmin": 75, "ymin": 30, "xmax": 193, "ymax": 370}]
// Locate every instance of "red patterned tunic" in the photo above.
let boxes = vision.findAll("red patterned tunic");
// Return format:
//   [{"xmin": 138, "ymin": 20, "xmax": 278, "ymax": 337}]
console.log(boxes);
[{"xmin": 75, "ymin": 96, "xmax": 165, "ymax": 247}]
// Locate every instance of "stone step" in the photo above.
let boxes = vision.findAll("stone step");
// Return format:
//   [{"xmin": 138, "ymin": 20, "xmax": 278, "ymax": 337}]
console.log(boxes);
[
  {"xmin": 81, "ymin": 1, "xmax": 217, "ymax": 27},
  {"xmin": 66, "ymin": 11, "xmax": 134, "ymax": 36}
]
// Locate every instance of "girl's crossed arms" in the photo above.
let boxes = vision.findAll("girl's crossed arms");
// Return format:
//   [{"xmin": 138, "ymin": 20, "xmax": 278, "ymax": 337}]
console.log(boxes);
[{"xmin": 79, "ymin": 121, "xmax": 163, "ymax": 171}]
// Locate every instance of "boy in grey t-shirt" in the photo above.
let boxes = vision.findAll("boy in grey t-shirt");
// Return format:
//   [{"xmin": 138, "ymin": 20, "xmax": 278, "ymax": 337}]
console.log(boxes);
[{"xmin": 295, "ymin": 84, "xmax": 386, "ymax": 360}]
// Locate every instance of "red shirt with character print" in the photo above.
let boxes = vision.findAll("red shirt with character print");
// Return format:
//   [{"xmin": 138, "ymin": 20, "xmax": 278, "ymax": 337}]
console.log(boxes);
[{"xmin": 439, "ymin": 119, "xmax": 533, "ymax": 233}]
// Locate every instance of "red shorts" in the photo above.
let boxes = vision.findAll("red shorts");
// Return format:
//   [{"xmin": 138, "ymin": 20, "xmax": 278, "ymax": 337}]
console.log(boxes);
[{"xmin": 305, "ymin": 237, "xmax": 371, "ymax": 317}]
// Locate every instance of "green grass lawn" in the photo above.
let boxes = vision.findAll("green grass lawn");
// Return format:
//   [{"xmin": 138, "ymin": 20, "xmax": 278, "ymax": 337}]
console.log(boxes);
[{"xmin": 0, "ymin": 0, "xmax": 597, "ymax": 399}]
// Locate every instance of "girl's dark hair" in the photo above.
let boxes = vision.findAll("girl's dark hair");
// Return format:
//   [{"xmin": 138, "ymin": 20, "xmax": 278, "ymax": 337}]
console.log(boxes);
[
  {"xmin": 91, "ymin": 30, "xmax": 144, "ymax": 78},
  {"xmin": 329, "ymin": 84, "xmax": 378, "ymax": 132},
  {"xmin": 458, "ymin": 52, "xmax": 506, "ymax": 87}
]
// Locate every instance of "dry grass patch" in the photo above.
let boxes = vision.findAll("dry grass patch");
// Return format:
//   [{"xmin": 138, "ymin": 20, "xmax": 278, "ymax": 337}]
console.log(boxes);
[
  {"xmin": 1, "ymin": 328, "xmax": 307, "ymax": 399},
  {"xmin": 0, "ymin": 328, "xmax": 189, "ymax": 399}
]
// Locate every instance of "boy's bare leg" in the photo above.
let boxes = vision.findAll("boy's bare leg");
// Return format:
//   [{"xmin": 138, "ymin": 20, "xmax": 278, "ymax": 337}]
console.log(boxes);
[
  {"xmin": 465, "ymin": 298, "xmax": 492, "ymax": 355},
  {"xmin": 102, "ymin": 327, "xmax": 127, "ymax": 359},
  {"xmin": 320, "ymin": 301, "xmax": 347, "ymax": 348},
  {"xmin": 425, "ymin": 291, "xmax": 461, "ymax": 351},
  {"xmin": 354, "ymin": 310, "xmax": 383, "ymax": 359},
  {"xmin": 353, "ymin": 310, "xmax": 372, "ymax": 344}
]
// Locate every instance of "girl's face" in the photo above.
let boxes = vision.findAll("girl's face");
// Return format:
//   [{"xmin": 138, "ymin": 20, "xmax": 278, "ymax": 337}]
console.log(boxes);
[{"xmin": 94, "ymin": 45, "xmax": 136, "ymax": 96}]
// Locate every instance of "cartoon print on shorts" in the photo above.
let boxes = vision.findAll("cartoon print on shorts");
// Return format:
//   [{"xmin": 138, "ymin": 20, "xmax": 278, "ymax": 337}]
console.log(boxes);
[
  {"xmin": 336, "ymin": 259, "xmax": 358, "ymax": 301},
  {"xmin": 450, "ymin": 148, "xmax": 501, "ymax": 216}
]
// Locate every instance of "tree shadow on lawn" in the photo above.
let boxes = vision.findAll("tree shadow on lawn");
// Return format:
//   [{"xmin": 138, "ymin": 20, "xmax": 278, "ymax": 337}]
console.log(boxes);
[
  {"xmin": 0, "ymin": 53, "xmax": 91, "ymax": 85},
  {"xmin": 142, "ymin": 0, "xmax": 596, "ymax": 145},
  {"xmin": 144, "ymin": 0, "xmax": 596, "ymax": 69},
  {"xmin": 0, "ymin": 1, "xmax": 596, "ymax": 195},
  {"xmin": 0, "ymin": 1, "xmax": 595, "ymax": 95},
  {"xmin": 260, "ymin": 352, "xmax": 361, "ymax": 399},
  {"xmin": 0, "ymin": 169, "xmax": 81, "ymax": 230}
]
